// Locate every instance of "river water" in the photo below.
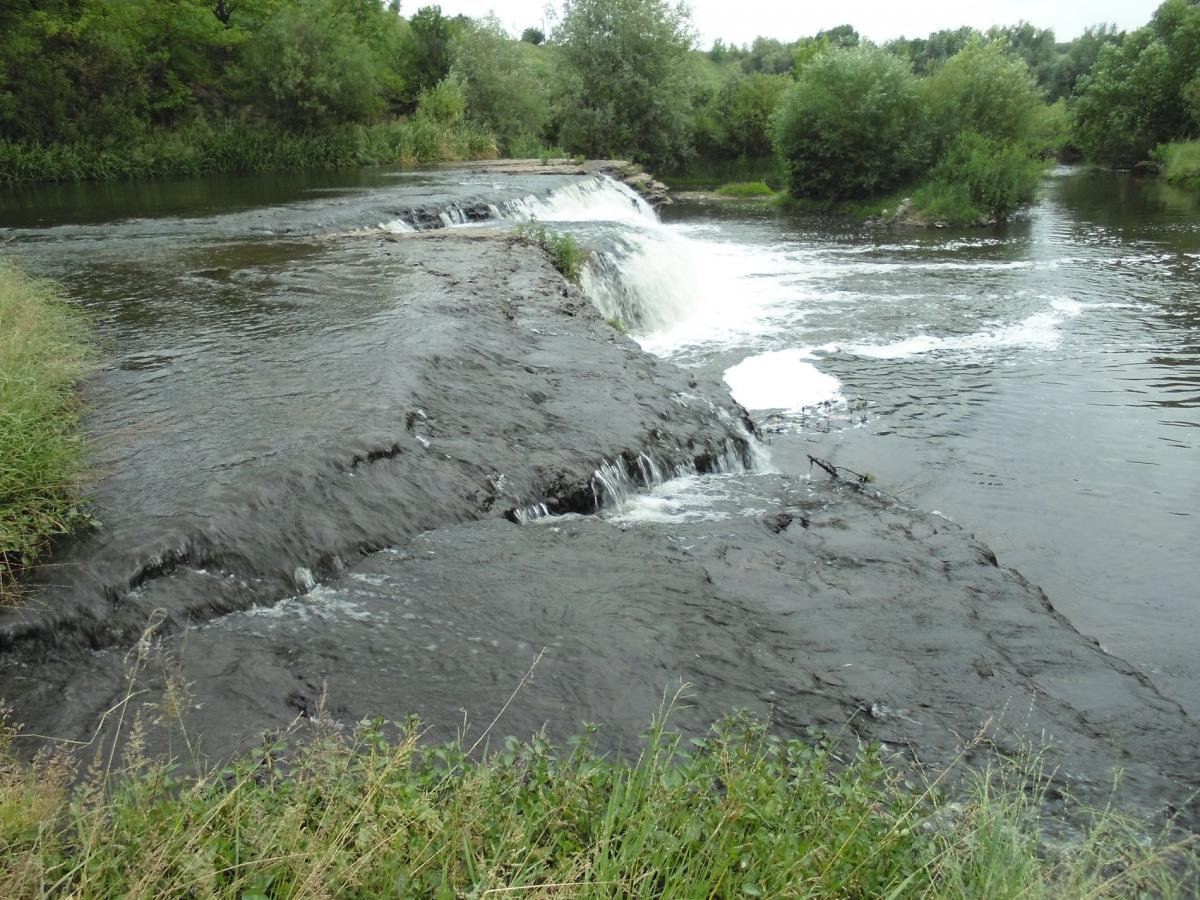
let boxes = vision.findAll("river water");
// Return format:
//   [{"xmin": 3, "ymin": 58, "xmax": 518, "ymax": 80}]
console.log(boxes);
[
  {"xmin": 576, "ymin": 168, "xmax": 1200, "ymax": 715},
  {"xmin": 1, "ymin": 164, "xmax": 1197, "ymax": 775}
]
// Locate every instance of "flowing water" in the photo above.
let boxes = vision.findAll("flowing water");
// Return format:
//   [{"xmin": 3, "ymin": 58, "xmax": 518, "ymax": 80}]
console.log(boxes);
[
  {"xmin": 574, "ymin": 168, "xmax": 1200, "ymax": 715},
  {"xmin": 1, "ymin": 165, "xmax": 1198, "ymax": 793}
]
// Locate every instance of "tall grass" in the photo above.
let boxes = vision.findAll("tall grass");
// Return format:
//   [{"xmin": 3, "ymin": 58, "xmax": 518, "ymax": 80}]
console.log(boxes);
[
  {"xmin": 0, "ymin": 118, "xmax": 500, "ymax": 186},
  {"xmin": 0, "ymin": 684, "xmax": 1193, "ymax": 898},
  {"xmin": 0, "ymin": 261, "xmax": 90, "ymax": 600},
  {"xmin": 1153, "ymin": 141, "xmax": 1200, "ymax": 190}
]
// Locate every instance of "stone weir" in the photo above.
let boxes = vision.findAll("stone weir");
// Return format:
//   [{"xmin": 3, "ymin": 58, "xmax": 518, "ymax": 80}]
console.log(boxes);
[
  {"xmin": 1, "ymin": 216, "xmax": 1197, "ymax": 834},
  {"xmin": 0, "ymin": 232, "xmax": 754, "ymax": 656}
]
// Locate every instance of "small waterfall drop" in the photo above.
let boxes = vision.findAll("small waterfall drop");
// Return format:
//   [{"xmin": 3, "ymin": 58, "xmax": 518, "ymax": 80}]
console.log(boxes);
[{"xmin": 500, "ymin": 175, "xmax": 657, "ymax": 226}]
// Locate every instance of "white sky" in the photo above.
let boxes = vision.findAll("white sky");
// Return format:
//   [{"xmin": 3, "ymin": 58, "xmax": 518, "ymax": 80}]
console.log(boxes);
[{"xmin": 433, "ymin": 0, "xmax": 1162, "ymax": 46}]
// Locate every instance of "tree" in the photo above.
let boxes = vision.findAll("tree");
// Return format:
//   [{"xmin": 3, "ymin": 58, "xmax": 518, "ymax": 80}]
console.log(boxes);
[
  {"xmin": 521, "ymin": 27, "xmax": 545, "ymax": 45},
  {"xmin": 1071, "ymin": 0, "xmax": 1200, "ymax": 164},
  {"xmin": 453, "ymin": 18, "xmax": 550, "ymax": 154},
  {"xmin": 398, "ymin": 5, "xmax": 457, "ymax": 106},
  {"xmin": 773, "ymin": 45, "xmax": 928, "ymax": 200},
  {"xmin": 921, "ymin": 38, "xmax": 1042, "ymax": 156},
  {"xmin": 243, "ymin": 0, "xmax": 383, "ymax": 129},
  {"xmin": 554, "ymin": 0, "xmax": 697, "ymax": 167},
  {"xmin": 695, "ymin": 72, "xmax": 788, "ymax": 160},
  {"xmin": 741, "ymin": 37, "xmax": 794, "ymax": 75}
]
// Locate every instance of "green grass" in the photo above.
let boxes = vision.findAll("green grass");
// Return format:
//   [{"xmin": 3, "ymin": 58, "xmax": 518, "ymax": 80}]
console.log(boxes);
[
  {"xmin": 515, "ymin": 221, "xmax": 590, "ymax": 285},
  {"xmin": 714, "ymin": 181, "xmax": 775, "ymax": 198},
  {"xmin": 0, "ymin": 261, "xmax": 91, "ymax": 600},
  {"xmin": 663, "ymin": 156, "xmax": 782, "ymax": 191},
  {"xmin": 0, "ymin": 117, "xmax": 501, "ymax": 186},
  {"xmin": 1153, "ymin": 140, "xmax": 1200, "ymax": 190},
  {"xmin": 1, "ymin": 686, "xmax": 1193, "ymax": 898}
]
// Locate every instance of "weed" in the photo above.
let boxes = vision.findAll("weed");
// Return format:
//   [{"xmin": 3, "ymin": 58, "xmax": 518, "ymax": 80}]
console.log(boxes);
[
  {"xmin": 515, "ymin": 220, "xmax": 590, "ymax": 285},
  {"xmin": 605, "ymin": 316, "xmax": 630, "ymax": 335}
]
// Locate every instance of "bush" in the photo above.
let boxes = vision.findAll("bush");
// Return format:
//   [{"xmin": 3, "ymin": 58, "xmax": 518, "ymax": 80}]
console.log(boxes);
[
  {"xmin": 921, "ymin": 38, "xmax": 1043, "ymax": 156},
  {"xmin": 451, "ymin": 18, "xmax": 551, "ymax": 156},
  {"xmin": 0, "ymin": 261, "xmax": 90, "ymax": 599},
  {"xmin": 555, "ymin": 0, "xmax": 698, "ymax": 169},
  {"xmin": 920, "ymin": 132, "xmax": 1044, "ymax": 222},
  {"xmin": 243, "ymin": 0, "xmax": 385, "ymax": 130},
  {"xmin": 1153, "ymin": 140, "xmax": 1200, "ymax": 188},
  {"xmin": 772, "ymin": 45, "xmax": 928, "ymax": 201}
]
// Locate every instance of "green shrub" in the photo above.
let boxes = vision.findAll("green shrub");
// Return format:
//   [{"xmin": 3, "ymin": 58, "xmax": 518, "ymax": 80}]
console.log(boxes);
[
  {"xmin": 0, "ymin": 261, "xmax": 90, "ymax": 599},
  {"xmin": 921, "ymin": 38, "xmax": 1043, "ymax": 157},
  {"xmin": 772, "ymin": 45, "xmax": 928, "ymax": 201},
  {"xmin": 1153, "ymin": 140, "xmax": 1200, "ymax": 188},
  {"xmin": 451, "ymin": 17, "xmax": 552, "ymax": 157},
  {"xmin": 243, "ymin": 0, "xmax": 385, "ymax": 131},
  {"xmin": 0, "ymin": 115, "xmax": 500, "ymax": 185},
  {"xmin": 921, "ymin": 132, "xmax": 1044, "ymax": 222}
]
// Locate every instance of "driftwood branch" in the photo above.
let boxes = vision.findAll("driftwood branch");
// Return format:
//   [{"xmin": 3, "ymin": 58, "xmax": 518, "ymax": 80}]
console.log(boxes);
[{"xmin": 806, "ymin": 455, "xmax": 875, "ymax": 485}]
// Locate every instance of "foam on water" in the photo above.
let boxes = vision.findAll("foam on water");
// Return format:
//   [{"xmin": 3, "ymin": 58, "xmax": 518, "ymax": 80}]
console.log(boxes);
[
  {"xmin": 503, "ymin": 176, "xmax": 657, "ymax": 227},
  {"xmin": 723, "ymin": 348, "xmax": 843, "ymax": 411},
  {"xmin": 820, "ymin": 297, "xmax": 1086, "ymax": 360},
  {"xmin": 606, "ymin": 472, "xmax": 765, "ymax": 525}
]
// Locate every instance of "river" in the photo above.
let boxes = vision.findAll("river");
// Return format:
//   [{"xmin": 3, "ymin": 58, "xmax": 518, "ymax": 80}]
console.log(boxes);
[
  {"xmin": 0, "ymin": 164, "xmax": 1196, "ymax": 819},
  {"xmin": 586, "ymin": 167, "xmax": 1200, "ymax": 715}
]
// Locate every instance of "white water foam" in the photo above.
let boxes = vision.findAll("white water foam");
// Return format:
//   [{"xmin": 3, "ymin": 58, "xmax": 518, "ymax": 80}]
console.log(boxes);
[
  {"xmin": 607, "ymin": 472, "xmax": 771, "ymax": 525},
  {"xmin": 820, "ymin": 297, "xmax": 1085, "ymax": 360},
  {"xmin": 502, "ymin": 175, "xmax": 657, "ymax": 227},
  {"xmin": 723, "ymin": 348, "xmax": 843, "ymax": 411}
]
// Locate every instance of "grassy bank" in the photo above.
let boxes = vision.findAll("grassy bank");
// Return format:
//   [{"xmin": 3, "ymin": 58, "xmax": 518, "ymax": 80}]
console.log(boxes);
[
  {"xmin": 0, "ymin": 118, "xmax": 500, "ymax": 186},
  {"xmin": 1153, "ymin": 141, "xmax": 1200, "ymax": 190},
  {"xmin": 1, "ymin": 695, "xmax": 1193, "ymax": 898},
  {"xmin": 0, "ymin": 262, "xmax": 90, "ymax": 600}
]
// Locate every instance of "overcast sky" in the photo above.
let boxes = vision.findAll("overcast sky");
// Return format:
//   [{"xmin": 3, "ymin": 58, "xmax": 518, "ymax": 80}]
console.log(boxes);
[{"xmin": 434, "ymin": 0, "xmax": 1161, "ymax": 46}]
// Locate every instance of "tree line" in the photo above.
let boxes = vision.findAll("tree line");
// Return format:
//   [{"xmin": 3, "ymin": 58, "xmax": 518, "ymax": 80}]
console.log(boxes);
[{"xmin": 0, "ymin": 0, "xmax": 1197, "ymax": 199}]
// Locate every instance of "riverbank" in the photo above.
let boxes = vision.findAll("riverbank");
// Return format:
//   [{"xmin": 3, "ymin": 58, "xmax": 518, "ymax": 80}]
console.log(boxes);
[
  {"xmin": 0, "ymin": 262, "xmax": 89, "ymax": 601},
  {"xmin": 2, "ymin": 700, "xmax": 1192, "ymax": 898},
  {"xmin": 0, "ymin": 119, "xmax": 500, "ymax": 185}
]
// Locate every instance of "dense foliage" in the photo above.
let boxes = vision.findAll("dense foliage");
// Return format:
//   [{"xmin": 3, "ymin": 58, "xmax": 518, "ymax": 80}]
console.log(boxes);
[
  {"xmin": 554, "ymin": 0, "xmax": 697, "ymax": 167},
  {"xmin": 773, "ymin": 47, "xmax": 927, "ymax": 201},
  {"xmin": 1071, "ymin": 0, "xmax": 1200, "ymax": 165},
  {"xmin": 1, "ymin": 0, "xmax": 1196, "ymax": 204}
]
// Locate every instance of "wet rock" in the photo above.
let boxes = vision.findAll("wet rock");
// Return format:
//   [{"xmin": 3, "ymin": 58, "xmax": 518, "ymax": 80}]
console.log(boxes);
[
  {"xmin": 0, "ymin": 233, "xmax": 751, "ymax": 654},
  {"xmin": 6, "ymin": 477, "xmax": 1196, "ymax": 830}
]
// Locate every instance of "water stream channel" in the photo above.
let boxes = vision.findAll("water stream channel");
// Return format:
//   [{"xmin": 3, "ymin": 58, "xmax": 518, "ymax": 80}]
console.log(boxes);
[{"xmin": 1, "ymin": 165, "xmax": 1197, "ymax": 823}]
